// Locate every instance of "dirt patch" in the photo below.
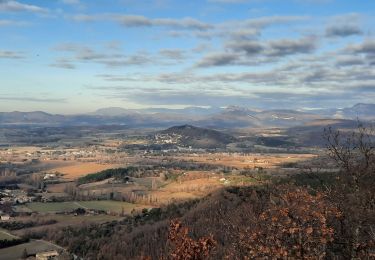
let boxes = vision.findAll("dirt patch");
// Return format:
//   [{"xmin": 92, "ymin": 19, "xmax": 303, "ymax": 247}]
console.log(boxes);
[{"xmin": 42, "ymin": 160, "xmax": 124, "ymax": 180}]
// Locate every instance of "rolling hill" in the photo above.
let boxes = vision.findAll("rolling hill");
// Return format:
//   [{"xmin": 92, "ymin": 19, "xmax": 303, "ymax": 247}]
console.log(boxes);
[{"xmin": 158, "ymin": 125, "xmax": 236, "ymax": 149}]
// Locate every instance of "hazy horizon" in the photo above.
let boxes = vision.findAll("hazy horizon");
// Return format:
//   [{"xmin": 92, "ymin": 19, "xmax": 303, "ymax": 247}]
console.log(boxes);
[
  {"xmin": 0, "ymin": 102, "xmax": 372, "ymax": 116},
  {"xmin": 1, "ymin": 0, "xmax": 375, "ymax": 114}
]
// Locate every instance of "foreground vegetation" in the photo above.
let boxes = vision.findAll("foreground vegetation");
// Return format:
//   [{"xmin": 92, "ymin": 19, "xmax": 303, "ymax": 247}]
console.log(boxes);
[
  {"xmin": 1, "ymin": 124, "xmax": 374, "ymax": 259},
  {"xmin": 28, "ymin": 125, "xmax": 372, "ymax": 259}
]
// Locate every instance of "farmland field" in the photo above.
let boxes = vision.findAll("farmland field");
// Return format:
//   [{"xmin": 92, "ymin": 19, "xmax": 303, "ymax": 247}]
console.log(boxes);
[
  {"xmin": 43, "ymin": 160, "xmax": 124, "ymax": 180},
  {"xmin": 25, "ymin": 200, "xmax": 141, "ymax": 213},
  {"xmin": 171, "ymin": 153, "xmax": 315, "ymax": 169},
  {"xmin": 77, "ymin": 201, "xmax": 141, "ymax": 213},
  {"xmin": 0, "ymin": 240, "xmax": 61, "ymax": 260},
  {"xmin": 11, "ymin": 214, "xmax": 121, "ymax": 237},
  {"xmin": 0, "ymin": 229, "xmax": 18, "ymax": 240},
  {"xmin": 26, "ymin": 202, "xmax": 79, "ymax": 212}
]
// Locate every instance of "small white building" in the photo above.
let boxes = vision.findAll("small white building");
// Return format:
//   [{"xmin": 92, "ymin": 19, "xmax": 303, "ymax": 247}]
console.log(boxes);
[
  {"xmin": 44, "ymin": 173, "xmax": 57, "ymax": 180},
  {"xmin": 36, "ymin": 250, "xmax": 59, "ymax": 260},
  {"xmin": 0, "ymin": 214, "xmax": 10, "ymax": 221}
]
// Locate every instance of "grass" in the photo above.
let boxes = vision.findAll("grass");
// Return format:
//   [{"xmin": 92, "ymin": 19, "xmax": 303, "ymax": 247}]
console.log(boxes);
[
  {"xmin": 12, "ymin": 213, "xmax": 121, "ymax": 237},
  {"xmin": 228, "ymin": 176, "xmax": 259, "ymax": 185},
  {"xmin": 25, "ymin": 201, "xmax": 140, "ymax": 214},
  {"xmin": 11, "ymin": 215, "xmax": 121, "ymax": 238},
  {"xmin": 12, "ymin": 205, "xmax": 33, "ymax": 213},
  {"xmin": 0, "ymin": 229, "xmax": 18, "ymax": 240},
  {"xmin": 0, "ymin": 240, "xmax": 60, "ymax": 260},
  {"xmin": 26, "ymin": 202, "xmax": 79, "ymax": 213},
  {"xmin": 78, "ymin": 201, "xmax": 138, "ymax": 213}
]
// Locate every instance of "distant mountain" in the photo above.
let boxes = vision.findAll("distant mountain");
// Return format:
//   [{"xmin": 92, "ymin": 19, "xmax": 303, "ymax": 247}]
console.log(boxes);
[
  {"xmin": 159, "ymin": 124, "xmax": 236, "ymax": 148},
  {"xmin": 93, "ymin": 107, "xmax": 137, "ymax": 116},
  {"xmin": 145, "ymin": 106, "xmax": 222, "ymax": 116},
  {"xmin": 201, "ymin": 107, "xmax": 320, "ymax": 128},
  {"xmin": 201, "ymin": 106, "xmax": 262, "ymax": 128},
  {"xmin": 286, "ymin": 119, "xmax": 364, "ymax": 147},
  {"xmin": 93, "ymin": 106, "xmax": 221, "ymax": 117},
  {"xmin": 306, "ymin": 103, "xmax": 375, "ymax": 120},
  {"xmin": 341, "ymin": 103, "xmax": 375, "ymax": 120},
  {"xmin": 0, "ymin": 110, "xmax": 191, "ymax": 127},
  {"xmin": 0, "ymin": 111, "xmax": 66, "ymax": 125},
  {"xmin": 0, "ymin": 103, "xmax": 373, "ymax": 128},
  {"xmin": 255, "ymin": 109, "xmax": 320, "ymax": 127}
]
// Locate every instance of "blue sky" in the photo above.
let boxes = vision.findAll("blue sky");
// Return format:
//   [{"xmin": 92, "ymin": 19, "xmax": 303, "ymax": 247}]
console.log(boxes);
[{"xmin": 0, "ymin": 0, "xmax": 374, "ymax": 114}]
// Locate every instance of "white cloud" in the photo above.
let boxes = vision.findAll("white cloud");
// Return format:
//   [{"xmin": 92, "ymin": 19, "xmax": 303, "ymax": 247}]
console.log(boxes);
[
  {"xmin": 70, "ymin": 14, "xmax": 212, "ymax": 30},
  {"xmin": 0, "ymin": 50, "xmax": 24, "ymax": 59},
  {"xmin": 61, "ymin": 0, "xmax": 80, "ymax": 4},
  {"xmin": 0, "ymin": 0, "xmax": 47, "ymax": 13}
]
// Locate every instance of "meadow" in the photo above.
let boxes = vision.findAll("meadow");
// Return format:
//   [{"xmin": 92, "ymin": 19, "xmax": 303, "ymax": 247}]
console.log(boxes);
[
  {"xmin": 25, "ymin": 200, "xmax": 141, "ymax": 214},
  {"xmin": 0, "ymin": 240, "xmax": 61, "ymax": 260},
  {"xmin": 171, "ymin": 153, "xmax": 316, "ymax": 169},
  {"xmin": 0, "ymin": 229, "xmax": 17, "ymax": 240},
  {"xmin": 45, "ymin": 161, "xmax": 124, "ymax": 180}
]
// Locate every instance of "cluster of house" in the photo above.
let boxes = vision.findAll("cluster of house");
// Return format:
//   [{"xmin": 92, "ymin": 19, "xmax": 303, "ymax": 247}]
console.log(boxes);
[
  {"xmin": 154, "ymin": 133, "xmax": 182, "ymax": 144},
  {"xmin": 39, "ymin": 149, "xmax": 97, "ymax": 161},
  {"xmin": 0, "ymin": 147, "xmax": 102, "ymax": 163},
  {"xmin": 0, "ymin": 189, "xmax": 35, "ymax": 205}
]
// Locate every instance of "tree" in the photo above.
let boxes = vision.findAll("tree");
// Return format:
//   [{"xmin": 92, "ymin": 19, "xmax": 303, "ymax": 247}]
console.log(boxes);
[
  {"xmin": 324, "ymin": 124, "xmax": 375, "ymax": 192},
  {"xmin": 21, "ymin": 248, "xmax": 28, "ymax": 259},
  {"xmin": 324, "ymin": 123, "xmax": 375, "ymax": 258},
  {"xmin": 235, "ymin": 187, "xmax": 340, "ymax": 259},
  {"xmin": 167, "ymin": 219, "xmax": 216, "ymax": 260}
]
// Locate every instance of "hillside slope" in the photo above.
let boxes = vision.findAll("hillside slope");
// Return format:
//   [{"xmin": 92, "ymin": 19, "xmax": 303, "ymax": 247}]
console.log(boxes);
[{"xmin": 158, "ymin": 125, "xmax": 236, "ymax": 148}]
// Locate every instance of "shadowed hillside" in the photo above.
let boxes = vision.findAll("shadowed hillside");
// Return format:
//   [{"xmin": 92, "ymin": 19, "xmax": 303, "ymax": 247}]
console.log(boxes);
[{"xmin": 159, "ymin": 125, "xmax": 237, "ymax": 149}]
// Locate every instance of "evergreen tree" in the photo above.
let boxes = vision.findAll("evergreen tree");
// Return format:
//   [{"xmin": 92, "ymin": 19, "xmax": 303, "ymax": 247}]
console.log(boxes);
[{"xmin": 21, "ymin": 248, "xmax": 28, "ymax": 259}]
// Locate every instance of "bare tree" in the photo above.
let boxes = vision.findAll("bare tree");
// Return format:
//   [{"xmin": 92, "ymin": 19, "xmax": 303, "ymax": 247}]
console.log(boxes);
[
  {"xmin": 324, "ymin": 123, "xmax": 375, "ymax": 258},
  {"xmin": 324, "ymin": 123, "xmax": 375, "ymax": 190}
]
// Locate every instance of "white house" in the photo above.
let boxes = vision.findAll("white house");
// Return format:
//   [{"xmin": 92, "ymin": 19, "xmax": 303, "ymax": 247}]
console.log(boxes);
[{"xmin": 0, "ymin": 214, "xmax": 10, "ymax": 221}]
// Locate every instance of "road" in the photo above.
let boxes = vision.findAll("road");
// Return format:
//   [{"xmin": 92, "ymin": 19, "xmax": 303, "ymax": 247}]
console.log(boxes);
[
  {"xmin": 74, "ymin": 201, "xmax": 89, "ymax": 209},
  {"xmin": 34, "ymin": 239, "xmax": 66, "ymax": 251},
  {"xmin": 0, "ymin": 229, "xmax": 18, "ymax": 239}
]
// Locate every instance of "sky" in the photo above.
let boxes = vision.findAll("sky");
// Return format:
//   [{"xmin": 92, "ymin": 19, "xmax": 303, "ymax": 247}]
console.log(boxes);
[{"xmin": 0, "ymin": 0, "xmax": 374, "ymax": 114}]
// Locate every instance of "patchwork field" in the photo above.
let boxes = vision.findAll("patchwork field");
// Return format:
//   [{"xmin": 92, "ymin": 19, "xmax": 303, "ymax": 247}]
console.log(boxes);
[
  {"xmin": 25, "ymin": 200, "xmax": 142, "ymax": 214},
  {"xmin": 11, "ymin": 214, "xmax": 121, "ymax": 238},
  {"xmin": 46, "ymin": 182, "xmax": 71, "ymax": 193},
  {"xmin": 43, "ymin": 160, "xmax": 124, "ymax": 180},
  {"xmin": 25, "ymin": 202, "xmax": 80, "ymax": 212},
  {"xmin": 71, "ymin": 169, "xmax": 269, "ymax": 206},
  {"xmin": 149, "ymin": 175, "xmax": 222, "ymax": 203},
  {"xmin": 171, "ymin": 153, "xmax": 315, "ymax": 169},
  {"xmin": 76, "ymin": 201, "xmax": 140, "ymax": 213},
  {"xmin": 26, "ymin": 201, "xmax": 140, "ymax": 213}
]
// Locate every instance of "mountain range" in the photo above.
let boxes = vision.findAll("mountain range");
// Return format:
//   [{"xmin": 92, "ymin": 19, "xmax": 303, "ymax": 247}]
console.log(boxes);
[{"xmin": 0, "ymin": 103, "xmax": 374, "ymax": 128}]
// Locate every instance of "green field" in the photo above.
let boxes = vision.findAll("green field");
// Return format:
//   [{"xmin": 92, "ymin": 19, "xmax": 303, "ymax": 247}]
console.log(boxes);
[
  {"xmin": 26, "ymin": 202, "xmax": 79, "ymax": 212},
  {"xmin": 0, "ymin": 240, "xmax": 61, "ymax": 260},
  {"xmin": 0, "ymin": 229, "xmax": 18, "ymax": 240},
  {"xmin": 12, "ymin": 205, "xmax": 33, "ymax": 213},
  {"xmin": 25, "ymin": 201, "xmax": 140, "ymax": 213},
  {"xmin": 77, "ymin": 201, "xmax": 138, "ymax": 213}
]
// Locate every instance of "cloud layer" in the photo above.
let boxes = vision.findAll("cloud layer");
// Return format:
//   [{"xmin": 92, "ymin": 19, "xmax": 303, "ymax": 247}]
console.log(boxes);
[
  {"xmin": 0, "ymin": 0, "xmax": 47, "ymax": 13},
  {"xmin": 0, "ymin": 0, "xmax": 374, "ymax": 111}
]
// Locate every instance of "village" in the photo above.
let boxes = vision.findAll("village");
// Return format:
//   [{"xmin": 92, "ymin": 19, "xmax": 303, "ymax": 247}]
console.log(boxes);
[{"xmin": 0, "ymin": 124, "xmax": 321, "ymax": 259}]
